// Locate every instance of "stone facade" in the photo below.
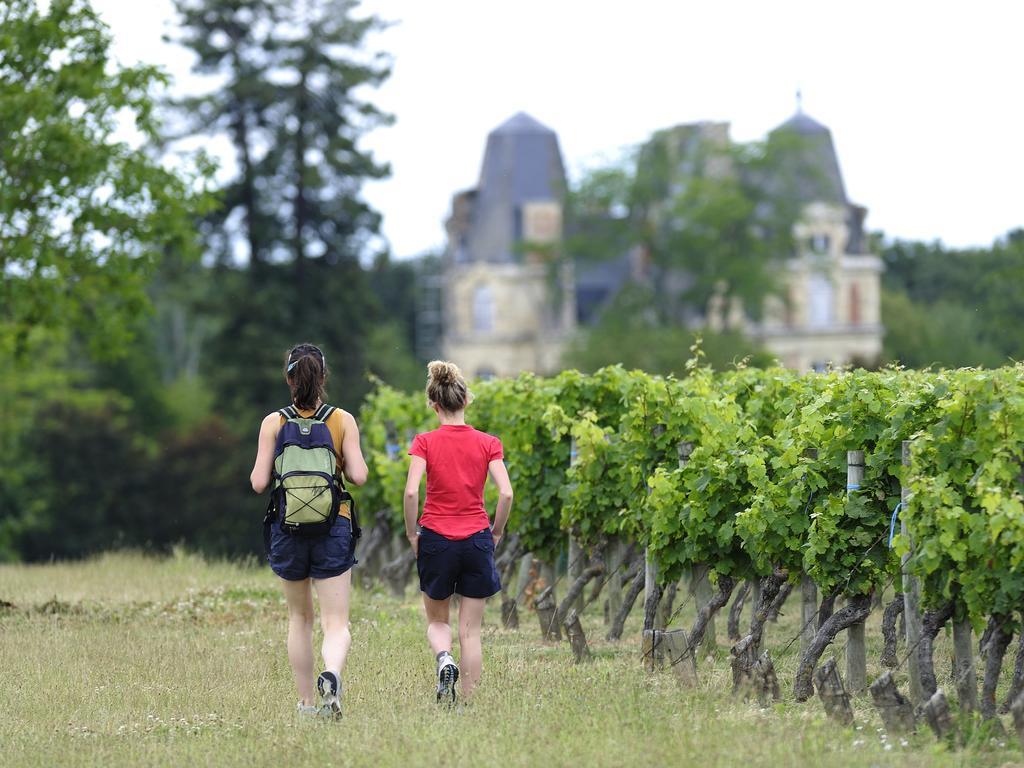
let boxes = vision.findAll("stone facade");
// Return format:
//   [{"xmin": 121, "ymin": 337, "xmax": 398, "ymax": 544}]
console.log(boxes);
[
  {"xmin": 758, "ymin": 202, "xmax": 884, "ymax": 370},
  {"xmin": 439, "ymin": 110, "xmax": 884, "ymax": 376}
]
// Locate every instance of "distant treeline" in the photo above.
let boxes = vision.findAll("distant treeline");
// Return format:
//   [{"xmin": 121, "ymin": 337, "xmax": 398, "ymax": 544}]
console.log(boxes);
[{"xmin": 2, "ymin": 1, "xmax": 1023, "ymax": 562}]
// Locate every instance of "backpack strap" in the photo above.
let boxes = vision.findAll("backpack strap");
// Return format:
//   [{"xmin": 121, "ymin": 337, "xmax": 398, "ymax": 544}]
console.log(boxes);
[
  {"xmin": 279, "ymin": 405, "xmax": 298, "ymax": 420},
  {"xmin": 315, "ymin": 404, "xmax": 336, "ymax": 422}
]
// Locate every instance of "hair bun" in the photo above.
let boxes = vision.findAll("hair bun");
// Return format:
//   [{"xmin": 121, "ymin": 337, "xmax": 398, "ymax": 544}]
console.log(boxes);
[
  {"xmin": 425, "ymin": 360, "xmax": 471, "ymax": 411},
  {"xmin": 427, "ymin": 360, "xmax": 460, "ymax": 386}
]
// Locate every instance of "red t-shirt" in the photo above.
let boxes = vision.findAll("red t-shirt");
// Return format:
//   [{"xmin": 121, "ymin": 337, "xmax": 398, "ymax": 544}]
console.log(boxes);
[{"xmin": 409, "ymin": 424, "xmax": 504, "ymax": 540}]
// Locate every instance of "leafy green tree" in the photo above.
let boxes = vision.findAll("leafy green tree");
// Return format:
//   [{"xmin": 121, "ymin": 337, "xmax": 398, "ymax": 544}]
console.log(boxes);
[
  {"xmin": 0, "ymin": 0, "xmax": 212, "ymax": 560},
  {"xmin": 568, "ymin": 129, "xmax": 815, "ymax": 327},
  {"xmin": 880, "ymin": 231, "xmax": 1024, "ymax": 367},
  {"xmin": 881, "ymin": 288, "xmax": 1005, "ymax": 369},
  {"xmin": 0, "ymin": 0, "xmax": 213, "ymax": 357}
]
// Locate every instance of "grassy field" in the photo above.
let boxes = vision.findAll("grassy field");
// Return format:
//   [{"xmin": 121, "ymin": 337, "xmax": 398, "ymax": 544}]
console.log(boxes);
[{"xmin": 1, "ymin": 552, "xmax": 1021, "ymax": 768}]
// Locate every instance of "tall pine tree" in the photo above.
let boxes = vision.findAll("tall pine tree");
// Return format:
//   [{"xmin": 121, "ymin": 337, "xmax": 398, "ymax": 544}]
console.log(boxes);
[
  {"xmin": 169, "ymin": 0, "xmax": 392, "ymax": 271},
  {"xmin": 167, "ymin": 0, "xmax": 399, "ymax": 417}
]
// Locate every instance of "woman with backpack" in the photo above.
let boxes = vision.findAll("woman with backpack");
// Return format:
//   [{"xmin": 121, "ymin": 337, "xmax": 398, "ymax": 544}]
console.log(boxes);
[
  {"xmin": 403, "ymin": 360, "xmax": 514, "ymax": 704},
  {"xmin": 250, "ymin": 343, "xmax": 367, "ymax": 718}
]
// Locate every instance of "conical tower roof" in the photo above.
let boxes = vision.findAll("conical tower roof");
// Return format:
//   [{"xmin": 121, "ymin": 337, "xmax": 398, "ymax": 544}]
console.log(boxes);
[
  {"xmin": 468, "ymin": 112, "xmax": 567, "ymax": 262},
  {"xmin": 490, "ymin": 111, "xmax": 555, "ymax": 135},
  {"xmin": 769, "ymin": 109, "xmax": 847, "ymax": 205}
]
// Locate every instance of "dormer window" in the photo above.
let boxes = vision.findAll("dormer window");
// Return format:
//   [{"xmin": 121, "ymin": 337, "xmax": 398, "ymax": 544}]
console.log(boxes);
[{"xmin": 808, "ymin": 234, "xmax": 831, "ymax": 254}]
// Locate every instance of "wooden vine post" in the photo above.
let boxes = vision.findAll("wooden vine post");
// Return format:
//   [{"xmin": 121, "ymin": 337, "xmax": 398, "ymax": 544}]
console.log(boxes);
[
  {"xmin": 677, "ymin": 440, "xmax": 716, "ymax": 657},
  {"xmin": 564, "ymin": 609, "xmax": 590, "ymax": 662},
  {"xmin": 901, "ymin": 440, "xmax": 924, "ymax": 704},
  {"xmin": 923, "ymin": 689, "xmax": 953, "ymax": 740},
  {"xmin": 952, "ymin": 613, "xmax": 978, "ymax": 713},
  {"xmin": 533, "ymin": 585, "xmax": 561, "ymax": 641},
  {"xmin": 641, "ymin": 628, "xmax": 697, "ymax": 685},
  {"xmin": 642, "ymin": 425, "xmax": 666, "ymax": 633},
  {"xmin": 514, "ymin": 554, "xmax": 535, "ymax": 608},
  {"xmin": 1012, "ymin": 690, "xmax": 1024, "ymax": 751},
  {"xmin": 845, "ymin": 450, "xmax": 867, "ymax": 694},
  {"xmin": 800, "ymin": 575, "xmax": 817, "ymax": 657},
  {"xmin": 604, "ymin": 538, "xmax": 628, "ymax": 624},
  {"xmin": 567, "ymin": 438, "xmax": 585, "ymax": 615},
  {"xmin": 501, "ymin": 597, "xmax": 519, "ymax": 629},
  {"xmin": 642, "ymin": 552, "xmax": 660, "ymax": 631},
  {"xmin": 869, "ymin": 671, "xmax": 915, "ymax": 734},
  {"xmin": 800, "ymin": 449, "xmax": 819, "ymax": 658},
  {"xmin": 815, "ymin": 657, "xmax": 854, "ymax": 725}
]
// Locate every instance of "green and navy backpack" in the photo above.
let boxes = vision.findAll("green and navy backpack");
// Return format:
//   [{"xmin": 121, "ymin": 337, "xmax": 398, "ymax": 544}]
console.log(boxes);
[{"xmin": 265, "ymin": 404, "xmax": 358, "ymax": 539}]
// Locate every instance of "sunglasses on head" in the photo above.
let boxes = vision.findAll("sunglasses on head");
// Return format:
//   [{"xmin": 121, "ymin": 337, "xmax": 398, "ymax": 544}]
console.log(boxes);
[{"xmin": 287, "ymin": 349, "xmax": 326, "ymax": 373}]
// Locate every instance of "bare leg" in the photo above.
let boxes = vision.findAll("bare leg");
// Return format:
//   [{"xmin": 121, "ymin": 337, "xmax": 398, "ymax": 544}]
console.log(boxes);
[
  {"xmin": 423, "ymin": 594, "xmax": 453, "ymax": 655},
  {"xmin": 313, "ymin": 571, "xmax": 352, "ymax": 677},
  {"xmin": 280, "ymin": 577, "xmax": 316, "ymax": 705},
  {"xmin": 458, "ymin": 596, "xmax": 487, "ymax": 697}
]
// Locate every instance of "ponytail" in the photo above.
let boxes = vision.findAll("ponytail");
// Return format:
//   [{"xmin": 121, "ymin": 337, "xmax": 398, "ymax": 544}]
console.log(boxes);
[{"xmin": 285, "ymin": 343, "xmax": 328, "ymax": 410}]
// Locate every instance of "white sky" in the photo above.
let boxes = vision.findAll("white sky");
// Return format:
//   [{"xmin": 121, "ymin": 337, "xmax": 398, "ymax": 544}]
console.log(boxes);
[{"xmin": 93, "ymin": 0, "xmax": 1024, "ymax": 256}]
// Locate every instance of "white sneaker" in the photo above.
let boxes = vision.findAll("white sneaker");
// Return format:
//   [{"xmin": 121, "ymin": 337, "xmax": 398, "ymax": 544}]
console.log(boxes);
[
  {"xmin": 316, "ymin": 671, "xmax": 342, "ymax": 719},
  {"xmin": 296, "ymin": 701, "xmax": 319, "ymax": 717},
  {"xmin": 436, "ymin": 651, "xmax": 459, "ymax": 705}
]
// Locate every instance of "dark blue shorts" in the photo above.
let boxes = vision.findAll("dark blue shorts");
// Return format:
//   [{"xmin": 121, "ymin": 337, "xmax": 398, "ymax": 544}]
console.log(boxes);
[
  {"xmin": 268, "ymin": 517, "xmax": 356, "ymax": 581},
  {"xmin": 417, "ymin": 527, "xmax": 501, "ymax": 600}
]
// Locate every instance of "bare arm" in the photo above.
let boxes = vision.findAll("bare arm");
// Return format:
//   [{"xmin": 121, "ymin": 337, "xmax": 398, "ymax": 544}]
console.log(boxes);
[
  {"xmin": 250, "ymin": 413, "xmax": 281, "ymax": 493},
  {"xmin": 403, "ymin": 455, "xmax": 426, "ymax": 557},
  {"xmin": 340, "ymin": 411, "xmax": 368, "ymax": 486},
  {"xmin": 487, "ymin": 458, "xmax": 513, "ymax": 546}
]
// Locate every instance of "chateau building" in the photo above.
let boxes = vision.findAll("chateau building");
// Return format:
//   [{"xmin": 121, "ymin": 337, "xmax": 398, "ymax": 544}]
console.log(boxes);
[
  {"xmin": 440, "ymin": 113, "xmax": 575, "ymax": 378},
  {"xmin": 755, "ymin": 111, "xmax": 884, "ymax": 370},
  {"xmin": 438, "ymin": 110, "xmax": 883, "ymax": 377}
]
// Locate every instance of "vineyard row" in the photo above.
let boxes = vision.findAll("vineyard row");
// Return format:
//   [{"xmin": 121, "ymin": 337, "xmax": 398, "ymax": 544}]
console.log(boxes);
[{"xmin": 354, "ymin": 363, "xmax": 1024, "ymax": 744}]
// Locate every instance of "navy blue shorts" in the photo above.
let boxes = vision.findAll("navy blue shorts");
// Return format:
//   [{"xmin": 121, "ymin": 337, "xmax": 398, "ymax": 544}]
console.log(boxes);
[
  {"xmin": 268, "ymin": 517, "xmax": 357, "ymax": 581},
  {"xmin": 417, "ymin": 527, "xmax": 501, "ymax": 600}
]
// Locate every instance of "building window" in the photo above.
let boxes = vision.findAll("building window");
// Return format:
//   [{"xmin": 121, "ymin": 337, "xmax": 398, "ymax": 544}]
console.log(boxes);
[
  {"xmin": 472, "ymin": 284, "xmax": 495, "ymax": 333},
  {"xmin": 849, "ymin": 283, "xmax": 861, "ymax": 326},
  {"xmin": 476, "ymin": 367, "xmax": 496, "ymax": 381},
  {"xmin": 808, "ymin": 234, "xmax": 830, "ymax": 254},
  {"xmin": 807, "ymin": 272, "xmax": 833, "ymax": 329}
]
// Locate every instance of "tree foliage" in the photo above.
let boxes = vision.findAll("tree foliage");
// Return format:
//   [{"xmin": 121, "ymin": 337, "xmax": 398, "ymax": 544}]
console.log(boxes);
[
  {"xmin": 567, "ymin": 129, "xmax": 819, "ymax": 326},
  {"xmin": 0, "ymin": 0, "xmax": 213, "ymax": 357},
  {"xmin": 881, "ymin": 230, "xmax": 1024, "ymax": 368},
  {"xmin": 168, "ymin": 0, "xmax": 392, "ymax": 270}
]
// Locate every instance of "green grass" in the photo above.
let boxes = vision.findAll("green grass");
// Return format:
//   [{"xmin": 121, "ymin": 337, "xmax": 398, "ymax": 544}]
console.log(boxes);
[{"xmin": 0, "ymin": 553, "xmax": 1020, "ymax": 767}]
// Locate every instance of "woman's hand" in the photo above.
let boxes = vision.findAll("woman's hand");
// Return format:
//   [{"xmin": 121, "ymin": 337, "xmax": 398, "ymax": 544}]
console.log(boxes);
[
  {"xmin": 491, "ymin": 528, "xmax": 503, "ymax": 549},
  {"xmin": 404, "ymin": 456, "xmax": 426, "ymax": 559}
]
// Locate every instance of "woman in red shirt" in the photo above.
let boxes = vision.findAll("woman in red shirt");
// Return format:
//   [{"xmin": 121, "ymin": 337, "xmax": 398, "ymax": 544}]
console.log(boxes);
[{"xmin": 403, "ymin": 360, "xmax": 514, "ymax": 703}]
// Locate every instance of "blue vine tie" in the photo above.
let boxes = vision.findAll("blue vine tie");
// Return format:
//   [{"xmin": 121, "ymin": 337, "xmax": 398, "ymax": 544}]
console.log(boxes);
[{"xmin": 887, "ymin": 502, "xmax": 903, "ymax": 548}]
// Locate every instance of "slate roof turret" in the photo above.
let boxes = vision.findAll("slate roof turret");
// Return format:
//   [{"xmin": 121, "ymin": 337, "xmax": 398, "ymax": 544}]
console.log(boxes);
[
  {"xmin": 467, "ymin": 112, "xmax": 567, "ymax": 263},
  {"xmin": 769, "ymin": 109, "xmax": 847, "ymax": 206}
]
